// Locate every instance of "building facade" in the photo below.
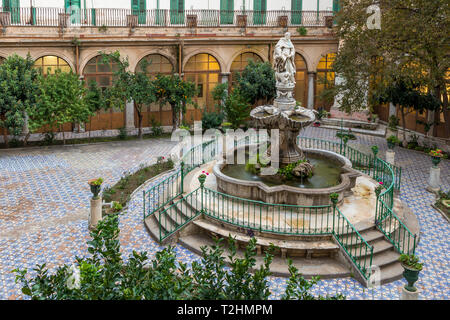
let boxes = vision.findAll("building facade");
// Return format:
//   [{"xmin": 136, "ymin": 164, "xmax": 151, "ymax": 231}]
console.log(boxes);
[{"xmin": 2, "ymin": 1, "xmax": 445, "ymax": 140}]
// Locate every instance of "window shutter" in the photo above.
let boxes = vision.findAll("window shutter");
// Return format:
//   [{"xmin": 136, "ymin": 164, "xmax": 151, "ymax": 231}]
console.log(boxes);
[{"xmin": 291, "ymin": 0, "xmax": 302, "ymax": 25}]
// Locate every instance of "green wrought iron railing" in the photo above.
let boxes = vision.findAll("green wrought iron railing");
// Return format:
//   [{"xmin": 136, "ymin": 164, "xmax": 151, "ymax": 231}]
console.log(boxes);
[
  {"xmin": 333, "ymin": 206, "xmax": 373, "ymax": 278},
  {"xmin": 143, "ymin": 133, "xmax": 414, "ymax": 279},
  {"xmin": 157, "ymin": 187, "xmax": 202, "ymax": 242},
  {"xmin": 202, "ymin": 187, "xmax": 333, "ymax": 235}
]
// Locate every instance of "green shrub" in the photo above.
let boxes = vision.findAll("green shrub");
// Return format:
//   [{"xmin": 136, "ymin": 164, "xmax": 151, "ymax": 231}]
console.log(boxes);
[
  {"xmin": 388, "ymin": 115, "xmax": 399, "ymax": 130},
  {"xmin": 150, "ymin": 117, "xmax": 163, "ymax": 136},
  {"xmin": 13, "ymin": 214, "xmax": 345, "ymax": 300},
  {"xmin": 201, "ymin": 110, "xmax": 224, "ymax": 130},
  {"xmin": 118, "ymin": 127, "xmax": 127, "ymax": 140}
]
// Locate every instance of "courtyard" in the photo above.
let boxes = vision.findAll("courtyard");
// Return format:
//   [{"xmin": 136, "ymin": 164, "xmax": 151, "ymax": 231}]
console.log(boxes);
[{"xmin": 0, "ymin": 127, "xmax": 448, "ymax": 300}]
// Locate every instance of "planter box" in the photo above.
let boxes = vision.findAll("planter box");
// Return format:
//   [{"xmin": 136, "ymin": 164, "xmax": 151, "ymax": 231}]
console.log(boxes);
[
  {"xmin": 325, "ymin": 16, "xmax": 334, "ymax": 28},
  {"xmin": 237, "ymin": 15, "xmax": 247, "ymax": 28},
  {"xmin": 186, "ymin": 14, "xmax": 197, "ymax": 28},
  {"xmin": 127, "ymin": 14, "xmax": 138, "ymax": 28},
  {"xmin": 58, "ymin": 13, "xmax": 70, "ymax": 28},
  {"xmin": 0, "ymin": 12, "xmax": 11, "ymax": 26},
  {"xmin": 278, "ymin": 15, "xmax": 288, "ymax": 28}
]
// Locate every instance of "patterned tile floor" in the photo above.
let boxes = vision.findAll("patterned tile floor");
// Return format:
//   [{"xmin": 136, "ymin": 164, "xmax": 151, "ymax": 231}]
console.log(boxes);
[{"xmin": 0, "ymin": 128, "xmax": 448, "ymax": 300}]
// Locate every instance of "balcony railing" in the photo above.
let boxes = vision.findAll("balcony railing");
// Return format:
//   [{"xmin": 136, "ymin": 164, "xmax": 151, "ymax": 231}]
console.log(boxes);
[{"xmin": 0, "ymin": 7, "xmax": 333, "ymax": 28}]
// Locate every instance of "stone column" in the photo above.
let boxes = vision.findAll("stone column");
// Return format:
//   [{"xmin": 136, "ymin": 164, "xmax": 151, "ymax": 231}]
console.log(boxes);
[
  {"xmin": 125, "ymin": 100, "xmax": 135, "ymax": 133},
  {"xmin": 331, "ymin": 74, "xmax": 344, "ymax": 112},
  {"xmin": 89, "ymin": 198, "xmax": 103, "ymax": 230},
  {"xmin": 427, "ymin": 166, "xmax": 440, "ymax": 193},
  {"xmin": 221, "ymin": 72, "xmax": 230, "ymax": 84},
  {"xmin": 389, "ymin": 102, "xmax": 396, "ymax": 117},
  {"xmin": 386, "ymin": 150, "xmax": 395, "ymax": 165},
  {"xmin": 307, "ymin": 72, "xmax": 315, "ymax": 109},
  {"xmin": 400, "ymin": 287, "xmax": 421, "ymax": 300}
]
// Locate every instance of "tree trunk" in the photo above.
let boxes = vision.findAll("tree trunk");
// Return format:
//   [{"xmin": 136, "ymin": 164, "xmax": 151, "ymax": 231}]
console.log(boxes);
[
  {"xmin": 135, "ymin": 102, "xmax": 143, "ymax": 139},
  {"xmin": 61, "ymin": 125, "xmax": 66, "ymax": 145},
  {"xmin": 172, "ymin": 107, "xmax": 179, "ymax": 131},
  {"xmin": 23, "ymin": 132, "xmax": 30, "ymax": 146},
  {"xmin": 400, "ymin": 105, "xmax": 407, "ymax": 144},
  {"xmin": 2, "ymin": 128, "xmax": 8, "ymax": 148},
  {"xmin": 440, "ymin": 85, "xmax": 450, "ymax": 139}
]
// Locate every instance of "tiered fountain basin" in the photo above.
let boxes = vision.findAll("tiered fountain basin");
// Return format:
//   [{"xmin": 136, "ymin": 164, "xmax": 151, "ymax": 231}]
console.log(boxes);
[{"xmin": 213, "ymin": 145, "xmax": 361, "ymax": 206}]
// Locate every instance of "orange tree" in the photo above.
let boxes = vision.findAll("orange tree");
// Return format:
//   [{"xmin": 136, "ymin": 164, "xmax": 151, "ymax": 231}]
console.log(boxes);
[
  {"xmin": 153, "ymin": 74, "xmax": 197, "ymax": 130},
  {"xmin": 101, "ymin": 51, "xmax": 157, "ymax": 139}
]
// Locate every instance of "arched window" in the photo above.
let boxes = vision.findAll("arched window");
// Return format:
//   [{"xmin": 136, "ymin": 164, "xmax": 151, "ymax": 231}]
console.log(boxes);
[
  {"xmin": 230, "ymin": 52, "xmax": 263, "ymax": 86},
  {"xmin": 83, "ymin": 55, "xmax": 119, "ymax": 88},
  {"xmin": 184, "ymin": 53, "xmax": 221, "ymax": 115},
  {"xmin": 136, "ymin": 54, "xmax": 175, "ymax": 126},
  {"xmin": 33, "ymin": 56, "xmax": 71, "ymax": 75},
  {"xmin": 315, "ymin": 53, "xmax": 336, "ymax": 111},
  {"xmin": 136, "ymin": 54, "xmax": 174, "ymax": 79},
  {"xmin": 82, "ymin": 55, "xmax": 121, "ymax": 130},
  {"xmin": 294, "ymin": 53, "xmax": 308, "ymax": 107}
]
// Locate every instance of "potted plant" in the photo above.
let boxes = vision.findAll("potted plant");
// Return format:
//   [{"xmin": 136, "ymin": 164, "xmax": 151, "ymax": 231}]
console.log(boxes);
[
  {"xmin": 398, "ymin": 254, "xmax": 423, "ymax": 292},
  {"xmin": 330, "ymin": 192, "xmax": 339, "ymax": 206},
  {"xmin": 386, "ymin": 135, "xmax": 400, "ymax": 150},
  {"xmin": 198, "ymin": 171, "xmax": 209, "ymax": 185},
  {"xmin": 88, "ymin": 178, "xmax": 103, "ymax": 200},
  {"xmin": 371, "ymin": 145, "xmax": 379, "ymax": 157},
  {"xmin": 429, "ymin": 149, "xmax": 443, "ymax": 167}
]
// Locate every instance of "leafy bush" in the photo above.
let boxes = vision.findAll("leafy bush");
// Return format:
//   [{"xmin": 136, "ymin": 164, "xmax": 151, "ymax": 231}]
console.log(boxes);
[
  {"xmin": 296, "ymin": 26, "xmax": 308, "ymax": 36},
  {"xmin": 118, "ymin": 127, "xmax": 127, "ymax": 140},
  {"xmin": 222, "ymin": 89, "xmax": 251, "ymax": 129},
  {"xmin": 202, "ymin": 110, "xmax": 224, "ymax": 130},
  {"xmin": 13, "ymin": 214, "xmax": 344, "ymax": 300},
  {"xmin": 388, "ymin": 115, "xmax": 399, "ymax": 130},
  {"xmin": 150, "ymin": 117, "xmax": 163, "ymax": 136},
  {"xmin": 235, "ymin": 60, "xmax": 276, "ymax": 105}
]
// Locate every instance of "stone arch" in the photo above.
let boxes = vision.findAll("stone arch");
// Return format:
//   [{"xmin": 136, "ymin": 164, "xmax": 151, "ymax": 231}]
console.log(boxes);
[
  {"xmin": 30, "ymin": 51, "xmax": 75, "ymax": 73},
  {"xmin": 182, "ymin": 48, "xmax": 225, "ymax": 74},
  {"xmin": 293, "ymin": 48, "xmax": 311, "ymax": 72},
  {"xmin": 226, "ymin": 48, "xmax": 267, "ymax": 73},
  {"xmin": 313, "ymin": 51, "xmax": 337, "ymax": 73},
  {"xmin": 79, "ymin": 49, "xmax": 121, "ymax": 77},
  {"xmin": 132, "ymin": 50, "xmax": 176, "ymax": 74}
]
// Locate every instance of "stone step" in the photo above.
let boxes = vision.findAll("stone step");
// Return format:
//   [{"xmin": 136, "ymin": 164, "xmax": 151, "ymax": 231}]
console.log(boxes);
[
  {"xmin": 179, "ymin": 233, "xmax": 351, "ymax": 279},
  {"xmin": 193, "ymin": 218, "xmax": 339, "ymax": 258},
  {"xmin": 378, "ymin": 262, "xmax": 404, "ymax": 285},
  {"xmin": 144, "ymin": 214, "xmax": 162, "ymax": 243},
  {"xmin": 340, "ymin": 229, "xmax": 385, "ymax": 246},
  {"xmin": 359, "ymin": 249, "xmax": 400, "ymax": 268},
  {"xmin": 348, "ymin": 238, "xmax": 393, "ymax": 257}
]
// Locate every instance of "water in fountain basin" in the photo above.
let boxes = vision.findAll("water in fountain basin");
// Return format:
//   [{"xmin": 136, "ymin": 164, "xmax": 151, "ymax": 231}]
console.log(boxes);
[{"xmin": 221, "ymin": 154, "xmax": 342, "ymax": 189}]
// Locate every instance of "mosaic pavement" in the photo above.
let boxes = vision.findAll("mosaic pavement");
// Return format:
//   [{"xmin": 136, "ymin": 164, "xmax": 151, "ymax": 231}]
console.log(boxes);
[{"xmin": 0, "ymin": 128, "xmax": 448, "ymax": 300}]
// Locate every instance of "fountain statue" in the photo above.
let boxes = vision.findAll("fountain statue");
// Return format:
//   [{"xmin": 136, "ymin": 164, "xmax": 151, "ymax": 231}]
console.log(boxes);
[
  {"xmin": 251, "ymin": 32, "xmax": 316, "ymax": 168},
  {"xmin": 213, "ymin": 33, "xmax": 359, "ymax": 206}
]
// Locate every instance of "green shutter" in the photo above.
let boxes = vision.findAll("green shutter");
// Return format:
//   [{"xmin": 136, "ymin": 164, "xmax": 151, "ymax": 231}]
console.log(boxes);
[
  {"xmin": 91, "ymin": 8, "xmax": 96, "ymax": 26},
  {"xmin": 132, "ymin": 0, "xmax": 146, "ymax": 24},
  {"xmin": 156, "ymin": 0, "xmax": 164, "ymax": 26},
  {"xmin": 253, "ymin": 0, "xmax": 266, "ymax": 25},
  {"xmin": 65, "ymin": 0, "xmax": 81, "ymax": 24},
  {"xmin": 170, "ymin": 0, "xmax": 184, "ymax": 25},
  {"xmin": 3, "ymin": 0, "xmax": 20, "ymax": 24},
  {"xmin": 220, "ymin": 0, "xmax": 234, "ymax": 25},
  {"xmin": 291, "ymin": 0, "xmax": 302, "ymax": 25},
  {"xmin": 333, "ymin": 0, "xmax": 340, "ymax": 14}
]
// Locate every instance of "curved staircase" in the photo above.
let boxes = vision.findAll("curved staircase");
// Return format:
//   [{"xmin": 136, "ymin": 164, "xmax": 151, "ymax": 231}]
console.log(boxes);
[{"xmin": 144, "ymin": 194, "xmax": 417, "ymax": 286}]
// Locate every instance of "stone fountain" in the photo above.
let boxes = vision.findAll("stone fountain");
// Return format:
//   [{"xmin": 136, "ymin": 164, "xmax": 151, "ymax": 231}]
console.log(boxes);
[
  {"xmin": 213, "ymin": 32, "xmax": 360, "ymax": 206},
  {"xmin": 251, "ymin": 31, "xmax": 316, "ymax": 166}
]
